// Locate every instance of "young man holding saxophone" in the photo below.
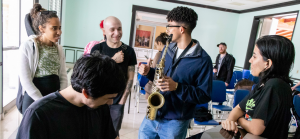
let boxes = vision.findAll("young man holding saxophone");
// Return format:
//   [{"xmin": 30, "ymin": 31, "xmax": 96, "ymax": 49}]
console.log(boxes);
[{"xmin": 138, "ymin": 6, "xmax": 213, "ymax": 139}]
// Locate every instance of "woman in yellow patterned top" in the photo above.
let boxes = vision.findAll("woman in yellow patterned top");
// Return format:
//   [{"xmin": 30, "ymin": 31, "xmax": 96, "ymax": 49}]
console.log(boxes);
[{"xmin": 18, "ymin": 4, "xmax": 67, "ymax": 114}]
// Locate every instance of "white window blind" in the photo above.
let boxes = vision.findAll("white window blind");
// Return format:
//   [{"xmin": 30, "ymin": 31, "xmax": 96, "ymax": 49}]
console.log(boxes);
[{"xmin": 49, "ymin": 0, "xmax": 61, "ymax": 20}]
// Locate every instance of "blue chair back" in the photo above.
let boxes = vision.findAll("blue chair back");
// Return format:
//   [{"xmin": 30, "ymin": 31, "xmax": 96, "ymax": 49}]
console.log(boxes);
[
  {"xmin": 226, "ymin": 74, "xmax": 236, "ymax": 89},
  {"xmin": 252, "ymin": 84, "xmax": 256, "ymax": 91},
  {"xmin": 234, "ymin": 71, "xmax": 243, "ymax": 81},
  {"xmin": 252, "ymin": 76, "xmax": 259, "ymax": 84},
  {"xmin": 242, "ymin": 69, "xmax": 251, "ymax": 79},
  {"xmin": 295, "ymin": 86, "xmax": 300, "ymax": 92},
  {"xmin": 233, "ymin": 90, "xmax": 249, "ymax": 108},
  {"xmin": 294, "ymin": 95, "xmax": 300, "ymax": 117},
  {"xmin": 137, "ymin": 73, "xmax": 149, "ymax": 88},
  {"xmin": 211, "ymin": 80, "xmax": 227, "ymax": 103},
  {"xmin": 248, "ymin": 74, "xmax": 253, "ymax": 80},
  {"xmin": 196, "ymin": 103, "xmax": 208, "ymax": 109}
]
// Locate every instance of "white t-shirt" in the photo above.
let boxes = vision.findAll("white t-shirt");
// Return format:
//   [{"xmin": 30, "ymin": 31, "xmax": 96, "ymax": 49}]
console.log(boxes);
[{"xmin": 175, "ymin": 45, "xmax": 197, "ymax": 59}]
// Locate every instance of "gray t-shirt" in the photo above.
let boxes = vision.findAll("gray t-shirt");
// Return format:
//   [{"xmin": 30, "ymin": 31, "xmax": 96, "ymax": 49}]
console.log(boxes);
[{"xmin": 217, "ymin": 54, "xmax": 226, "ymax": 76}]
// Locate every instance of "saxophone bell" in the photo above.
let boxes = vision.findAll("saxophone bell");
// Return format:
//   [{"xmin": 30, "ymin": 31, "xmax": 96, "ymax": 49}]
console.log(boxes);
[{"xmin": 146, "ymin": 34, "xmax": 173, "ymax": 120}]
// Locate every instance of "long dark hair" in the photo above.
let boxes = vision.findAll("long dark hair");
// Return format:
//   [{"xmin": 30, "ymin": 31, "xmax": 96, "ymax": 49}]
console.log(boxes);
[
  {"xmin": 256, "ymin": 35, "xmax": 295, "ymax": 86},
  {"xmin": 31, "ymin": 4, "xmax": 58, "ymax": 35}
]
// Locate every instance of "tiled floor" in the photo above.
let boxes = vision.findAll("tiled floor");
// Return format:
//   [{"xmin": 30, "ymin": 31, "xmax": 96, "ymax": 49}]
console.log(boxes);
[{"xmin": 0, "ymin": 106, "xmax": 21, "ymax": 139}]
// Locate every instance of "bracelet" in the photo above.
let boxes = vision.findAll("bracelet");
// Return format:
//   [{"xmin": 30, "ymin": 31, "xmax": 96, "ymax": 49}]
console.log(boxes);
[{"xmin": 175, "ymin": 82, "xmax": 178, "ymax": 90}]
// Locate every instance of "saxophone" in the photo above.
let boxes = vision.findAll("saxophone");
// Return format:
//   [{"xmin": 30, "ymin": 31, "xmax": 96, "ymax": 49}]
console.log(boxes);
[{"xmin": 146, "ymin": 34, "xmax": 173, "ymax": 120}]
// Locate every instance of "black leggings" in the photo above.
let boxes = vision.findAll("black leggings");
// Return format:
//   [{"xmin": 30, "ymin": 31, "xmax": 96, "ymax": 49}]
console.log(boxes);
[{"xmin": 22, "ymin": 74, "xmax": 60, "ymax": 114}]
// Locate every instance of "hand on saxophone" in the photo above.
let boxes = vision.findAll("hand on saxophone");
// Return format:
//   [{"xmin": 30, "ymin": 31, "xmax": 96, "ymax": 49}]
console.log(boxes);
[
  {"xmin": 156, "ymin": 77, "xmax": 178, "ymax": 92},
  {"xmin": 138, "ymin": 58, "xmax": 151, "ymax": 75}
]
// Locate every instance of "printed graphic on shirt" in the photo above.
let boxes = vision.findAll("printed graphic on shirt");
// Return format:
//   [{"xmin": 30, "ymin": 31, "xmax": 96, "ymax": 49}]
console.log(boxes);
[
  {"xmin": 35, "ymin": 45, "xmax": 60, "ymax": 77},
  {"xmin": 246, "ymin": 99, "xmax": 255, "ymax": 110},
  {"xmin": 245, "ymin": 112, "xmax": 252, "ymax": 121}
]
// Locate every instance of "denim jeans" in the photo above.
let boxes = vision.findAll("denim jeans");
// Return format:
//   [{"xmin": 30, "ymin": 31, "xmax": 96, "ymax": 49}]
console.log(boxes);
[
  {"xmin": 109, "ymin": 104, "xmax": 124, "ymax": 137},
  {"xmin": 138, "ymin": 117, "xmax": 191, "ymax": 139}
]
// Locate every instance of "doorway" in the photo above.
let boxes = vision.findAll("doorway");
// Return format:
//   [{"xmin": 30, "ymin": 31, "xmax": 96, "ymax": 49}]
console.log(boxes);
[
  {"xmin": 243, "ymin": 11, "xmax": 299, "ymax": 69},
  {"xmin": 129, "ymin": 5, "xmax": 169, "ymax": 62}
]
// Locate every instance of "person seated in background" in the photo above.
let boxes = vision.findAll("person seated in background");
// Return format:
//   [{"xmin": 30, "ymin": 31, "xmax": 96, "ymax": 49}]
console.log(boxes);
[
  {"xmin": 222, "ymin": 35, "xmax": 295, "ymax": 139},
  {"xmin": 144, "ymin": 32, "xmax": 168, "ymax": 99},
  {"xmin": 84, "ymin": 20, "xmax": 106, "ymax": 55},
  {"xmin": 234, "ymin": 79, "xmax": 255, "ymax": 92},
  {"xmin": 16, "ymin": 53, "xmax": 126, "ymax": 139},
  {"xmin": 213, "ymin": 42, "xmax": 235, "ymax": 87}
]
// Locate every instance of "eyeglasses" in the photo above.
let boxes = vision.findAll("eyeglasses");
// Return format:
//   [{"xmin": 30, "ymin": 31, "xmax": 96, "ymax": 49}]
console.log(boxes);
[
  {"xmin": 38, "ymin": 11, "xmax": 57, "ymax": 16},
  {"xmin": 166, "ymin": 25, "xmax": 187, "ymax": 31}
]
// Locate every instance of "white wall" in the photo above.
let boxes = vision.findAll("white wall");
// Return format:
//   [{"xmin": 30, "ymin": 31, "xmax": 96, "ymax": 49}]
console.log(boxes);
[{"xmin": 61, "ymin": 0, "xmax": 239, "ymax": 61}]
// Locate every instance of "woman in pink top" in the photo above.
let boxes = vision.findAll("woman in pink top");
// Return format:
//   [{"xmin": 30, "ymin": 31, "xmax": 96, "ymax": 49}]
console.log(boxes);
[{"xmin": 84, "ymin": 20, "xmax": 106, "ymax": 55}]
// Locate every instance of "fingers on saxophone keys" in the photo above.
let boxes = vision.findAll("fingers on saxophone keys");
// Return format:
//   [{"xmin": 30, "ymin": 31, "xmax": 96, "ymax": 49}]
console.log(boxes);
[{"xmin": 160, "ymin": 87, "xmax": 169, "ymax": 92}]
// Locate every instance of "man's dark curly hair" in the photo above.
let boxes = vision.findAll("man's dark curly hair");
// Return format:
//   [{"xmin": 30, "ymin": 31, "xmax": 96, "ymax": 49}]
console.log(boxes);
[
  {"xmin": 167, "ymin": 6, "xmax": 198, "ymax": 34},
  {"xmin": 71, "ymin": 52, "xmax": 127, "ymax": 99}
]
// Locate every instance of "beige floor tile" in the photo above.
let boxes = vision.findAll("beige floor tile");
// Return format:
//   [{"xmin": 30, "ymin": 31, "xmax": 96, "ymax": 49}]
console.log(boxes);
[
  {"xmin": 119, "ymin": 128, "xmax": 136, "ymax": 136},
  {"xmin": 0, "ymin": 107, "xmax": 20, "ymax": 139},
  {"xmin": 119, "ymin": 135, "xmax": 131, "ymax": 139},
  {"xmin": 122, "ymin": 129, "xmax": 139, "ymax": 139}
]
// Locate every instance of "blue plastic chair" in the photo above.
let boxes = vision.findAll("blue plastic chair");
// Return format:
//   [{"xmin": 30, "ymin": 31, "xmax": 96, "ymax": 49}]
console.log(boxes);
[
  {"xmin": 252, "ymin": 76, "xmax": 259, "ymax": 84},
  {"xmin": 233, "ymin": 90, "xmax": 249, "ymax": 108},
  {"xmin": 295, "ymin": 86, "xmax": 300, "ymax": 92},
  {"xmin": 234, "ymin": 71, "xmax": 243, "ymax": 82},
  {"xmin": 226, "ymin": 74, "xmax": 236, "ymax": 95},
  {"xmin": 293, "ymin": 95, "xmax": 300, "ymax": 118},
  {"xmin": 211, "ymin": 80, "xmax": 232, "ymax": 119},
  {"xmin": 226, "ymin": 74, "xmax": 236, "ymax": 89},
  {"xmin": 248, "ymin": 74, "xmax": 253, "ymax": 80},
  {"xmin": 191, "ymin": 103, "xmax": 219, "ymax": 135},
  {"xmin": 252, "ymin": 84, "xmax": 256, "ymax": 91},
  {"xmin": 242, "ymin": 69, "xmax": 251, "ymax": 79},
  {"xmin": 291, "ymin": 95, "xmax": 300, "ymax": 128},
  {"xmin": 248, "ymin": 74, "xmax": 259, "ymax": 84}
]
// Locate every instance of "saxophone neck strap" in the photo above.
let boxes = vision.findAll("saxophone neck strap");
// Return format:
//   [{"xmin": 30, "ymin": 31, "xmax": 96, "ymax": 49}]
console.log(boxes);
[{"xmin": 172, "ymin": 40, "xmax": 193, "ymax": 68}]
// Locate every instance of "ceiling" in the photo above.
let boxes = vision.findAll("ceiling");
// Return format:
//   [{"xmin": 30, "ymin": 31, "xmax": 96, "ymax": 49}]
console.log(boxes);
[{"xmin": 176, "ymin": 0, "xmax": 296, "ymax": 10}]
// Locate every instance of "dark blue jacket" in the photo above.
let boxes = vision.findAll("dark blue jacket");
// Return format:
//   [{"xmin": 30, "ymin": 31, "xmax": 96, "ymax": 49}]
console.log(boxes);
[{"xmin": 146, "ymin": 39, "xmax": 213, "ymax": 120}]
